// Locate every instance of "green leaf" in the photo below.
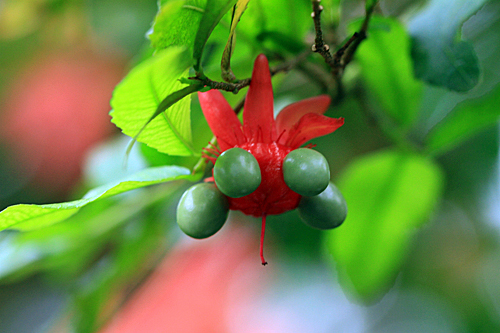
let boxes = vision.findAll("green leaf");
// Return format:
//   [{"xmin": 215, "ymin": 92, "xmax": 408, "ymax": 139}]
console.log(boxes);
[
  {"xmin": 408, "ymin": 0, "xmax": 485, "ymax": 92},
  {"xmin": 426, "ymin": 82, "xmax": 500, "ymax": 155},
  {"xmin": 0, "ymin": 200, "xmax": 118, "ymax": 282},
  {"xmin": 149, "ymin": 0, "xmax": 206, "ymax": 53},
  {"xmin": 412, "ymin": 38, "xmax": 480, "ymax": 93},
  {"xmin": 73, "ymin": 215, "xmax": 169, "ymax": 333},
  {"xmin": 353, "ymin": 17, "xmax": 423, "ymax": 127},
  {"xmin": 0, "ymin": 173, "xmax": 186, "ymax": 283},
  {"xmin": 193, "ymin": 0, "xmax": 238, "ymax": 71},
  {"xmin": 325, "ymin": 150, "xmax": 444, "ymax": 302},
  {"xmin": 110, "ymin": 46, "xmax": 197, "ymax": 156},
  {"xmin": 221, "ymin": 0, "xmax": 251, "ymax": 82},
  {"xmin": 237, "ymin": 0, "xmax": 310, "ymax": 53},
  {"xmin": 0, "ymin": 165, "xmax": 199, "ymax": 231}
]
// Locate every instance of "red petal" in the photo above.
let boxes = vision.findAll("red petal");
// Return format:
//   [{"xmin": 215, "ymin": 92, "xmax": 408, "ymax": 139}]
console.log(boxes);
[
  {"xmin": 285, "ymin": 114, "xmax": 344, "ymax": 148},
  {"xmin": 243, "ymin": 54, "xmax": 276, "ymax": 143},
  {"xmin": 276, "ymin": 95, "xmax": 331, "ymax": 145},
  {"xmin": 198, "ymin": 90, "xmax": 245, "ymax": 151}
]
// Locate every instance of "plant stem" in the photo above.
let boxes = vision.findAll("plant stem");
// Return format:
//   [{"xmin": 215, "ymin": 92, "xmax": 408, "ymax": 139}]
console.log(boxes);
[
  {"xmin": 311, "ymin": 0, "xmax": 335, "ymax": 67},
  {"xmin": 190, "ymin": 51, "xmax": 310, "ymax": 93},
  {"xmin": 311, "ymin": 0, "xmax": 377, "ymax": 86}
]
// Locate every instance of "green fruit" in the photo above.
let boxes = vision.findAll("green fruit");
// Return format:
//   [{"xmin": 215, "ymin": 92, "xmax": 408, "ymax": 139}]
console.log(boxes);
[
  {"xmin": 213, "ymin": 147, "xmax": 261, "ymax": 198},
  {"xmin": 297, "ymin": 182, "xmax": 347, "ymax": 230},
  {"xmin": 283, "ymin": 148, "xmax": 330, "ymax": 196},
  {"xmin": 176, "ymin": 183, "xmax": 229, "ymax": 239}
]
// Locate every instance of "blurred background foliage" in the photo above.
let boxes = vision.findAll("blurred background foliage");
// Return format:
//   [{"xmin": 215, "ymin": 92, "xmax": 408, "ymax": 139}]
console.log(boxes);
[{"xmin": 0, "ymin": 0, "xmax": 500, "ymax": 332}]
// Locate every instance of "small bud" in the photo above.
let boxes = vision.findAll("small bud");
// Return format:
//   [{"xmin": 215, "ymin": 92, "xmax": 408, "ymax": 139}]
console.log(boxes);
[
  {"xmin": 311, "ymin": 12, "xmax": 315, "ymax": 18},
  {"xmin": 324, "ymin": 44, "xmax": 330, "ymax": 51},
  {"xmin": 319, "ymin": 5, "xmax": 324, "ymax": 11},
  {"xmin": 312, "ymin": 44, "xmax": 317, "ymax": 52}
]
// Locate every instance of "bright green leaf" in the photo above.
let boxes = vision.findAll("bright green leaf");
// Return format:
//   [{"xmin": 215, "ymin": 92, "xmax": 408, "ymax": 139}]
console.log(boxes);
[
  {"xmin": 0, "ymin": 166, "xmax": 200, "ymax": 231},
  {"xmin": 193, "ymin": 0, "xmax": 238, "ymax": 71},
  {"xmin": 426, "ymin": 82, "xmax": 500, "ymax": 155},
  {"xmin": 0, "ymin": 200, "xmax": 117, "ymax": 282},
  {"xmin": 149, "ymin": 0, "xmax": 206, "ymax": 53},
  {"xmin": 409, "ymin": 0, "xmax": 485, "ymax": 92},
  {"xmin": 0, "ymin": 176, "xmax": 185, "ymax": 282},
  {"xmin": 325, "ymin": 150, "xmax": 444, "ymax": 302},
  {"xmin": 228, "ymin": 0, "xmax": 250, "ymax": 39},
  {"xmin": 110, "ymin": 46, "xmax": 197, "ymax": 156},
  {"xmin": 353, "ymin": 17, "xmax": 423, "ymax": 127}
]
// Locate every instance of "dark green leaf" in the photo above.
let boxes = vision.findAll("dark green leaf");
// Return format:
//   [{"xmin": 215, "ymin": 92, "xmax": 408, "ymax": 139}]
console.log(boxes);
[
  {"xmin": 409, "ymin": 0, "xmax": 486, "ymax": 92},
  {"xmin": 324, "ymin": 150, "xmax": 444, "ymax": 302},
  {"xmin": 0, "ymin": 166, "xmax": 199, "ymax": 231},
  {"xmin": 193, "ymin": 0, "xmax": 238, "ymax": 71},
  {"xmin": 236, "ymin": 0, "xmax": 310, "ymax": 53},
  {"xmin": 110, "ymin": 46, "xmax": 197, "ymax": 156},
  {"xmin": 426, "ymin": 82, "xmax": 500, "ymax": 155},
  {"xmin": 256, "ymin": 31, "xmax": 304, "ymax": 54},
  {"xmin": 411, "ymin": 38, "xmax": 480, "ymax": 92},
  {"xmin": 353, "ymin": 17, "xmax": 423, "ymax": 127}
]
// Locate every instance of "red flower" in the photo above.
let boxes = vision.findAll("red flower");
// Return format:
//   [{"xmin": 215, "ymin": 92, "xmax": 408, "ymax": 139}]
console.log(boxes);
[{"xmin": 198, "ymin": 54, "xmax": 344, "ymax": 264}]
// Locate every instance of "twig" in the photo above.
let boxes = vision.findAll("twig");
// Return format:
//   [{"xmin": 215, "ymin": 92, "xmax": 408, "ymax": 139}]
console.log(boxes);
[
  {"xmin": 270, "ymin": 50, "xmax": 310, "ymax": 76},
  {"xmin": 196, "ymin": 77, "xmax": 251, "ymax": 94},
  {"xmin": 190, "ymin": 51, "xmax": 311, "ymax": 94},
  {"xmin": 233, "ymin": 96, "xmax": 245, "ymax": 115},
  {"xmin": 312, "ymin": 0, "xmax": 377, "ymax": 78},
  {"xmin": 341, "ymin": 2, "xmax": 377, "ymax": 69},
  {"xmin": 311, "ymin": 0, "xmax": 335, "ymax": 68},
  {"xmin": 297, "ymin": 61, "xmax": 333, "ymax": 93},
  {"xmin": 332, "ymin": 33, "xmax": 359, "ymax": 73},
  {"xmin": 311, "ymin": 0, "xmax": 377, "ymax": 100}
]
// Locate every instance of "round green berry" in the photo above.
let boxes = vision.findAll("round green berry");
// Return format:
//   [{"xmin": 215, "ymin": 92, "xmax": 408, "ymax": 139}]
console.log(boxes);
[
  {"xmin": 297, "ymin": 182, "xmax": 347, "ymax": 230},
  {"xmin": 176, "ymin": 183, "xmax": 229, "ymax": 239},
  {"xmin": 283, "ymin": 148, "xmax": 330, "ymax": 197},
  {"xmin": 213, "ymin": 147, "xmax": 261, "ymax": 198}
]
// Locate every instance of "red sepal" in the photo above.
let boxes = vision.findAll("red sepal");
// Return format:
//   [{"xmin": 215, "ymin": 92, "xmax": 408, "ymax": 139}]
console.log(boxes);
[
  {"xmin": 198, "ymin": 90, "xmax": 245, "ymax": 151},
  {"xmin": 285, "ymin": 114, "xmax": 344, "ymax": 149},
  {"xmin": 243, "ymin": 55, "xmax": 276, "ymax": 144},
  {"xmin": 275, "ymin": 95, "xmax": 331, "ymax": 145}
]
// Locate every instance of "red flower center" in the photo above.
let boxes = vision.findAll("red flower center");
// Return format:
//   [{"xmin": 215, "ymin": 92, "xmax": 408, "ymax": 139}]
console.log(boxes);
[{"xmin": 227, "ymin": 142, "xmax": 301, "ymax": 217}]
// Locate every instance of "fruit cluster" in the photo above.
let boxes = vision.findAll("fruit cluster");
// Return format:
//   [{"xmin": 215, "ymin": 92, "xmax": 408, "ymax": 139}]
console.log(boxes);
[{"xmin": 176, "ymin": 147, "xmax": 347, "ymax": 260}]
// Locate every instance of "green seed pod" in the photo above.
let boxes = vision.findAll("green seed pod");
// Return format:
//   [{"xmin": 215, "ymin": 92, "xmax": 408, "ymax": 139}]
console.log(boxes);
[
  {"xmin": 213, "ymin": 147, "xmax": 261, "ymax": 198},
  {"xmin": 176, "ymin": 183, "xmax": 229, "ymax": 239},
  {"xmin": 297, "ymin": 182, "xmax": 347, "ymax": 230},
  {"xmin": 283, "ymin": 148, "xmax": 330, "ymax": 197}
]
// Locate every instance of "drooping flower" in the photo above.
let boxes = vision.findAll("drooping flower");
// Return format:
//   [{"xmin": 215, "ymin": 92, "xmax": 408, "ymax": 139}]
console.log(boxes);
[{"xmin": 198, "ymin": 54, "xmax": 344, "ymax": 264}]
